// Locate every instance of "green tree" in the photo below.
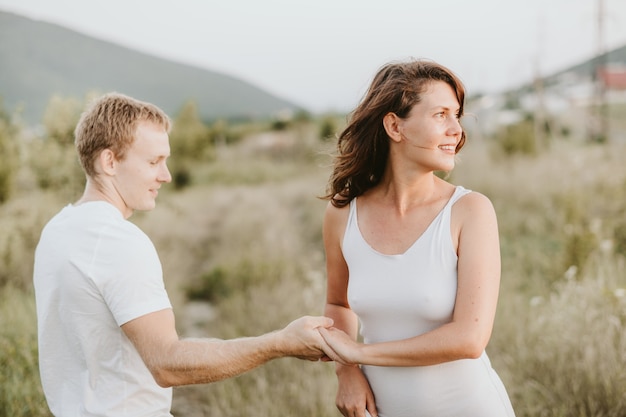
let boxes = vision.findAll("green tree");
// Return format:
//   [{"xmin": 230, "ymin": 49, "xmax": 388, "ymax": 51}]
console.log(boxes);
[
  {"xmin": 170, "ymin": 100, "xmax": 212, "ymax": 160},
  {"xmin": 493, "ymin": 115, "xmax": 537, "ymax": 156},
  {"xmin": 318, "ymin": 115, "xmax": 338, "ymax": 142},
  {"xmin": 0, "ymin": 100, "xmax": 19, "ymax": 204},
  {"xmin": 42, "ymin": 95, "xmax": 83, "ymax": 146},
  {"xmin": 168, "ymin": 101, "xmax": 215, "ymax": 189},
  {"xmin": 208, "ymin": 118, "xmax": 242, "ymax": 146},
  {"xmin": 29, "ymin": 96, "xmax": 85, "ymax": 198}
]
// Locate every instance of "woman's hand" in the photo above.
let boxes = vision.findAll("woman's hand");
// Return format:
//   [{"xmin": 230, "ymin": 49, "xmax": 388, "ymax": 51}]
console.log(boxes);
[
  {"xmin": 335, "ymin": 364, "xmax": 377, "ymax": 417},
  {"xmin": 318, "ymin": 326, "xmax": 361, "ymax": 365}
]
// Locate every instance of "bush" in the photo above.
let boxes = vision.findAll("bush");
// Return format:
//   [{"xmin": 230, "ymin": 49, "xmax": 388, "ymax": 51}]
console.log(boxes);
[
  {"xmin": 28, "ymin": 139, "xmax": 85, "ymax": 198},
  {"xmin": 318, "ymin": 115, "xmax": 338, "ymax": 142},
  {"xmin": 170, "ymin": 100, "xmax": 214, "ymax": 162},
  {"xmin": 614, "ymin": 222, "xmax": 626, "ymax": 256},
  {"xmin": 493, "ymin": 116, "xmax": 537, "ymax": 156},
  {"xmin": 0, "ymin": 103, "xmax": 19, "ymax": 204},
  {"xmin": 0, "ymin": 287, "xmax": 51, "ymax": 416},
  {"xmin": 0, "ymin": 193, "xmax": 62, "ymax": 290},
  {"xmin": 208, "ymin": 119, "xmax": 242, "ymax": 146},
  {"xmin": 42, "ymin": 95, "xmax": 82, "ymax": 146},
  {"xmin": 185, "ymin": 259, "xmax": 289, "ymax": 304}
]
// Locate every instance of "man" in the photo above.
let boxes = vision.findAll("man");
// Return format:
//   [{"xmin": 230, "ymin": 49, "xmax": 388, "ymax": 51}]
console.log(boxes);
[{"xmin": 33, "ymin": 93, "xmax": 333, "ymax": 417}]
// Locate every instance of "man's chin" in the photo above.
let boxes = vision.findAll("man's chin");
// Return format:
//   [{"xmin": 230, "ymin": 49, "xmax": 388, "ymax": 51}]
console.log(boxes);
[{"xmin": 133, "ymin": 201, "xmax": 157, "ymax": 213}]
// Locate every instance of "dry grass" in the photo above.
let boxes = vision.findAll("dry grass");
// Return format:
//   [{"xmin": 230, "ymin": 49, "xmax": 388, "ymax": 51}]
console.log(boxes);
[{"xmin": 2, "ymin": 119, "xmax": 626, "ymax": 416}]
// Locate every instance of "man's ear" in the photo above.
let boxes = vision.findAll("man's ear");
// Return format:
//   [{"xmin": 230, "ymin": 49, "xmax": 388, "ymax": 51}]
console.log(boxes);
[
  {"xmin": 97, "ymin": 149, "xmax": 117, "ymax": 176},
  {"xmin": 383, "ymin": 112, "xmax": 402, "ymax": 143}
]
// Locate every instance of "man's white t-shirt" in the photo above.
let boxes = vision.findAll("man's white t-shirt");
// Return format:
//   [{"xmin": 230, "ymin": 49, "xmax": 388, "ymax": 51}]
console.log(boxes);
[{"xmin": 33, "ymin": 201, "xmax": 173, "ymax": 417}]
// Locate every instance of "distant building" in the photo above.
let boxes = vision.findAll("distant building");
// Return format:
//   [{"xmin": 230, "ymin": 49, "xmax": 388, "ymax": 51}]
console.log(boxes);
[
  {"xmin": 597, "ymin": 66, "xmax": 626, "ymax": 91},
  {"xmin": 466, "ymin": 46, "xmax": 626, "ymax": 142}
]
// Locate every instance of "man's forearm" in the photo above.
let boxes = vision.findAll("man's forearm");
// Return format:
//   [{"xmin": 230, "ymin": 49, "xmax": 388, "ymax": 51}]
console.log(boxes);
[{"xmin": 151, "ymin": 332, "xmax": 285, "ymax": 387}]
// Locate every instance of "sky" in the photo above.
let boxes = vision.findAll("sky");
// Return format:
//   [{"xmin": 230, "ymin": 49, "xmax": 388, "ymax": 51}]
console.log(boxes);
[{"xmin": 1, "ymin": 0, "xmax": 626, "ymax": 113}]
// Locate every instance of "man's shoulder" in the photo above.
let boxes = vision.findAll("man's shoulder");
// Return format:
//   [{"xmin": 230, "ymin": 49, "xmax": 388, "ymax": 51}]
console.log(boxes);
[{"xmin": 55, "ymin": 202, "xmax": 153, "ymax": 249}]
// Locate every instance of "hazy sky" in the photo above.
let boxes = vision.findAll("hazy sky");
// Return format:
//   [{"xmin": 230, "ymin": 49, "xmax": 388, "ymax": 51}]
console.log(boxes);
[{"xmin": 1, "ymin": 0, "xmax": 626, "ymax": 113}]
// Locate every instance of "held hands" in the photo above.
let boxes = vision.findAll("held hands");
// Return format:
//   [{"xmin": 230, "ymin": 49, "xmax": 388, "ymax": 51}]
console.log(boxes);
[
  {"xmin": 280, "ymin": 316, "xmax": 335, "ymax": 361},
  {"xmin": 278, "ymin": 316, "xmax": 362, "ymax": 364},
  {"xmin": 317, "ymin": 326, "xmax": 360, "ymax": 365}
]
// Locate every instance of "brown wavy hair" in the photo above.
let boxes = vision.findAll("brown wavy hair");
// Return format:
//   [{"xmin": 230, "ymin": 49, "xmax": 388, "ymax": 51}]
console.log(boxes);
[
  {"xmin": 323, "ymin": 59, "xmax": 466, "ymax": 207},
  {"xmin": 74, "ymin": 92, "xmax": 171, "ymax": 178}
]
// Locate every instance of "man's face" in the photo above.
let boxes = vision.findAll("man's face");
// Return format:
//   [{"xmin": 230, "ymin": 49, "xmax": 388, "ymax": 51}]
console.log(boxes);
[{"xmin": 112, "ymin": 121, "xmax": 171, "ymax": 218}]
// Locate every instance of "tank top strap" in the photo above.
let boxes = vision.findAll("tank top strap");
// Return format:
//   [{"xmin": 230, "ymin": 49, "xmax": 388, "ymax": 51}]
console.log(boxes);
[
  {"xmin": 343, "ymin": 197, "xmax": 361, "ymax": 252},
  {"xmin": 447, "ymin": 185, "xmax": 472, "ymax": 207},
  {"xmin": 348, "ymin": 197, "xmax": 358, "ymax": 225}
]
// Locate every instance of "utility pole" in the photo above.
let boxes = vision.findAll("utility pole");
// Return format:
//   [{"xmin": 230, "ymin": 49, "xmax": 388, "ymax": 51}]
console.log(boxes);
[
  {"xmin": 533, "ymin": 16, "xmax": 547, "ymax": 151},
  {"xmin": 591, "ymin": 0, "xmax": 609, "ymax": 143}
]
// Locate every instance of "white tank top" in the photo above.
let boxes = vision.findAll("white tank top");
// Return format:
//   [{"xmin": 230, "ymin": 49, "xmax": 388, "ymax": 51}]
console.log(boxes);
[{"xmin": 343, "ymin": 186, "xmax": 516, "ymax": 417}]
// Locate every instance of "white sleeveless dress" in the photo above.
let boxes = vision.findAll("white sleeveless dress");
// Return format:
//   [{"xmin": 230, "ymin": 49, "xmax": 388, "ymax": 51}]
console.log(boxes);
[{"xmin": 343, "ymin": 186, "xmax": 515, "ymax": 417}]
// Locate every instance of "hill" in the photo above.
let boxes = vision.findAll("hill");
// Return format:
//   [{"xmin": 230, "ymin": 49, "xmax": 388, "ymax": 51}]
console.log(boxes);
[
  {"xmin": 549, "ymin": 44, "xmax": 626, "ymax": 79},
  {"xmin": 514, "ymin": 43, "xmax": 626, "ymax": 94},
  {"xmin": 0, "ymin": 11, "xmax": 303, "ymax": 125}
]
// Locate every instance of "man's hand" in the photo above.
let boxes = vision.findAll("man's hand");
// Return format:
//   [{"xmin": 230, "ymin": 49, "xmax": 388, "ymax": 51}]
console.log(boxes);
[{"xmin": 277, "ymin": 316, "xmax": 334, "ymax": 361}]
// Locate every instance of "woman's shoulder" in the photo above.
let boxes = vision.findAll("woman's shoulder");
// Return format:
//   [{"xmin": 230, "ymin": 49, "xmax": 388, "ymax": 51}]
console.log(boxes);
[
  {"xmin": 323, "ymin": 198, "xmax": 352, "ymax": 241},
  {"xmin": 324, "ymin": 198, "xmax": 351, "ymax": 219},
  {"xmin": 452, "ymin": 188, "xmax": 497, "ymax": 220}
]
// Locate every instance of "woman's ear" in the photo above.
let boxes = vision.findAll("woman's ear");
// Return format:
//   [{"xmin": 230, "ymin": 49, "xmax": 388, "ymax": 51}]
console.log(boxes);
[{"xmin": 383, "ymin": 112, "xmax": 402, "ymax": 143}]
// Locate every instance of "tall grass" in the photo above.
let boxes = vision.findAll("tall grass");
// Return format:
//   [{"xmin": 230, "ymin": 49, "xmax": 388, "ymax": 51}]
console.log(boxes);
[
  {"xmin": 456, "ymin": 139, "xmax": 626, "ymax": 416},
  {"xmin": 503, "ymin": 253, "xmax": 626, "ymax": 417},
  {"xmin": 1, "ymin": 117, "xmax": 625, "ymax": 416},
  {"xmin": 0, "ymin": 286, "xmax": 50, "ymax": 416}
]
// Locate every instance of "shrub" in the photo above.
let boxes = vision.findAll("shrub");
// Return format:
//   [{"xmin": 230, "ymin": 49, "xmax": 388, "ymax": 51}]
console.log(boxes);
[
  {"xmin": 270, "ymin": 118, "xmax": 289, "ymax": 131},
  {"xmin": 614, "ymin": 222, "xmax": 626, "ymax": 256},
  {"xmin": 42, "ymin": 95, "xmax": 82, "ymax": 146},
  {"xmin": 493, "ymin": 116, "xmax": 537, "ymax": 156},
  {"xmin": 208, "ymin": 119, "xmax": 242, "ymax": 146},
  {"xmin": 318, "ymin": 115, "xmax": 337, "ymax": 142},
  {"xmin": 185, "ymin": 259, "xmax": 288, "ymax": 304},
  {"xmin": 28, "ymin": 139, "xmax": 85, "ymax": 198},
  {"xmin": 170, "ymin": 100, "xmax": 214, "ymax": 161},
  {"xmin": 0, "ymin": 193, "xmax": 62, "ymax": 290},
  {"xmin": 0, "ymin": 287, "xmax": 50, "ymax": 416},
  {"xmin": 0, "ymin": 102, "xmax": 19, "ymax": 204}
]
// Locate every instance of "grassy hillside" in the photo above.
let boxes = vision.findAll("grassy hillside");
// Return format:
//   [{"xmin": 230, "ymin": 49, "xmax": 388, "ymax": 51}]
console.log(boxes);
[
  {"xmin": 1, "ymin": 109, "xmax": 626, "ymax": 415},
  {"xmin": 0, "ymin": 11, "xmax": 303, "ymax": 124}
]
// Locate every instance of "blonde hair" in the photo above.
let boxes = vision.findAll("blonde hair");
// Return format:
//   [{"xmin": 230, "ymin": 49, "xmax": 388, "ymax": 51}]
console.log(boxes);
[{"xmin": 74, "ymin": 92, "xmax": 171, "ymax": 177}]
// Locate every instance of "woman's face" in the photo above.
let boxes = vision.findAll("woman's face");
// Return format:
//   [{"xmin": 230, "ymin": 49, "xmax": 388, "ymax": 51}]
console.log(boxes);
[{"xmin": 395, "ymin": 81, "xmax": 463, "ymax": 173}]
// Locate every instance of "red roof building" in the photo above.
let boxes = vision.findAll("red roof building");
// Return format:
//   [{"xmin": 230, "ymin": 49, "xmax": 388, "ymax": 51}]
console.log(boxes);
[{"xmin": 597, "ymin": 67, "xmax": 626, "ymax": 90}]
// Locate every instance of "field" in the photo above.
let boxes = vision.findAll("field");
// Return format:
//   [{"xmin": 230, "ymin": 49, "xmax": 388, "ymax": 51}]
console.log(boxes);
[{"xmin": 1, "ymin": 110, "xmax": 625, "ymax": 416}]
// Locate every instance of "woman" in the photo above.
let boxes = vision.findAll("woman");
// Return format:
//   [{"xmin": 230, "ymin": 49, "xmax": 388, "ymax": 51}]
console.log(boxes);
[{"xmin": 319, "ymin": 60, "xmax": 516, "ymax": 417}]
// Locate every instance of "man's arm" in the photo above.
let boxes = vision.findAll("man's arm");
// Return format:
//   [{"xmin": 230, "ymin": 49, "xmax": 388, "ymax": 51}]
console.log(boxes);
[{"xmin": 122, "ymin": 308, "xmax": 333, "ymax": 387}]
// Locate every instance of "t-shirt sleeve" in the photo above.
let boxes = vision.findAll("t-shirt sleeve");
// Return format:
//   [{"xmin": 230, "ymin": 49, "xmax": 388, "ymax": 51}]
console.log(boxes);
[{"xmin": 94, "ymin": 222, "xmax": 173, "ymax": 326}]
